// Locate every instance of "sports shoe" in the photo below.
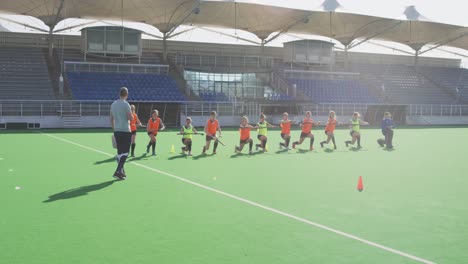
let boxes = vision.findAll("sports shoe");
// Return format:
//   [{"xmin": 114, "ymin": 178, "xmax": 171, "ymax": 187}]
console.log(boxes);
[
  {"xmin": 320, "ymin": 142, "xmax": 324, "ymax": 148},
  {"xmin": 146, "ymin": 145, "xmax": 150, "ymax": 154},
  {"xmin": 292, "ymin": 143, "xmax": 296, "ymax": 149},
  {"xmin": 235, "ymin": 146, "xmax": 239, "ymax": 153},
  {"xmin": 152, "ymin": 152, "xmax": 156, "ymax": 156},
  {"xmin": 310, "ymin": 147, "xmax": 314, "ymax": 151},
  {"xmin": 188, "ymin": 152, "xmax": 193, "ymax": 156},
  {"xmin": 212, "ymin": 151, "xmax": 217, "ymax": 155},
  {"xmin": 113, "ymin": 171, "xmax": 125, "ymax": 180}
]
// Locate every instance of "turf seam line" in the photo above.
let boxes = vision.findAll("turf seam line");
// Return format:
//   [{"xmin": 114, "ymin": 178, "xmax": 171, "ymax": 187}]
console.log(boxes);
[{"xmin": 40, "ymin": 132, "xmax": 436, "ymax": 264}]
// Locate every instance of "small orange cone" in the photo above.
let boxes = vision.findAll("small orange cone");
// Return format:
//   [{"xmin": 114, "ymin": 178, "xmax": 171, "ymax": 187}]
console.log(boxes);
[{"xmin": 357, "ymin": 176, "xmax": 364, "ymax": 192}]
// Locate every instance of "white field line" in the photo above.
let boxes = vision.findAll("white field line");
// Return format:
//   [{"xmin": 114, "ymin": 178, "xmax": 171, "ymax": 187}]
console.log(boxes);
[{"xmin": 41, "ymin": 132, "xmax": 436, "ymax": 264}]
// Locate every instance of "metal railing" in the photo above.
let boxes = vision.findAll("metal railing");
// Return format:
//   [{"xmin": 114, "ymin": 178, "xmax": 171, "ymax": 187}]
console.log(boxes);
[
  {"xmin": 64, "ymin": 61, "xmax": 169, "ymax": 75},
  {"xmin": 408, "ymin": 104, "xmax": 468, "ymax": 116},
  {"xmin": 1, "ymin": 100, "xmax": 467, "ymax": 118}
]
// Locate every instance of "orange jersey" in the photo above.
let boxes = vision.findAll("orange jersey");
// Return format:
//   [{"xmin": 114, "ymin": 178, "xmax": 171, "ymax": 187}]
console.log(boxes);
[
  {"xmin": 239, "ymin": 126, "xmax": 251, "ymax": 141},
  {"xmin": 280, "ymin": 121, "xmax": 291, "ymax": 135},
  {"xmin": 301, "ymin": 118, "xmax": 314, "ymax": 133},
  {"xmin": 148, "ymin": 118, "xmax": 161, "ymax": 134},
  {"xmin": 206, "ymin": 119, "xmax": 219, "ymax": 135},
  {"xmin": 325, "ymin": 118, "xmax": 338, "ymax": 132},
  {"xmin": 130, "ymin": 113, "xmax": 138, "ymax": 131}
]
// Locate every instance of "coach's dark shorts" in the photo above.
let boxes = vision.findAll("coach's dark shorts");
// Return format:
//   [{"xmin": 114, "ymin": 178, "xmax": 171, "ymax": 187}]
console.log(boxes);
[
  {"xmin": 300, "ymin": 132, "xmax": 312, "ymax": 138},
  {"xmin": 114, "ymin": 131, "xmax": 132, "ymax": 155}
]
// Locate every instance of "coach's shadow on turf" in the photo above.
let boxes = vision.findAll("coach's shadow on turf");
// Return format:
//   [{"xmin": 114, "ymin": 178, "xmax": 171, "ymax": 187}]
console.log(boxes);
[
  {"xmin": 94, "ymin": 157, "xmax": 116, "ymax": 165},
  {"xmin": 43, "ymin": 180, "xmax": 117, "ymax": 203}
]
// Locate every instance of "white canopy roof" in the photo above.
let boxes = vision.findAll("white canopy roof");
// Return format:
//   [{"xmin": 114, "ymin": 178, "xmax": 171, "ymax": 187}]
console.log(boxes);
[{"xmin": 0, "ymin": 0, "xmax": 467, "ymax": 52}]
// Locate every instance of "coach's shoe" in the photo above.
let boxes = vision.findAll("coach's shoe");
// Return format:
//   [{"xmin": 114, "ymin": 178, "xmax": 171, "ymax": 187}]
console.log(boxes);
[{"xmin": 113, "ymin": 171, "xmax": 125, "ymax": 180}]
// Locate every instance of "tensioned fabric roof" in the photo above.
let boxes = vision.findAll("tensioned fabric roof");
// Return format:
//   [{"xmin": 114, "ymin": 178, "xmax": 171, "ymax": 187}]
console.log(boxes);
[{"xmin": 0, "ymin": 0, "xmax": 467, "ymax": 53}]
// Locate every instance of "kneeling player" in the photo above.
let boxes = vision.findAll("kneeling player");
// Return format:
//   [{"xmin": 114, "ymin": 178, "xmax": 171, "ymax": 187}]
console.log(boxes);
[
  {"xmin": 235, "ymin": 116, "xmax": 254, "ymax": 154},
  {"xmin": 292, "ymin": 111, "xmax": 320, "ymax": 151},
  {"xmin": 180, "ymin": 117, "xmax": 199, "ymax": 156},
  {"xmin": 378, "ymin": 112, "xmax": 394, "ymax": 149},
  {"xmin": 279, "ymin": 112, "xmax": 292, "ymax": 150}
]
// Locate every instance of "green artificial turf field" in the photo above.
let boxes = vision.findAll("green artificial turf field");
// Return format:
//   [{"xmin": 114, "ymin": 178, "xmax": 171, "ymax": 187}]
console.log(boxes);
[{"xmin": 1, "ymin": 127, "xmax": 467, "ymax": 264}]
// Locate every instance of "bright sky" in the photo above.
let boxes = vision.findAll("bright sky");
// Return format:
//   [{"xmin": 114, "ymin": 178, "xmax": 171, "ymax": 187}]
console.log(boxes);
[{"xmin": 1, "ymin": 0, "xmax": 467, "ymax": 64}]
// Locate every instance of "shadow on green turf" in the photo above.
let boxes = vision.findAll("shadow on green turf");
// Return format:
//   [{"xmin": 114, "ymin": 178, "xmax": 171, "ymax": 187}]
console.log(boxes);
[
  {"xmin": 168, "ymin": 154, "xmax": 189, "ymax": 160},
  {"xmin": 296, "ymin": 149, "xmax": 313, "ymax": 154},
  {"xmin": 94, "ymin": 157, "xmax": 116, "ymax": 165},
  {"xmin": 43, "ymin": 180, "xmax": 118, "ymax": 203},
  {"xmin": 230, "ymin": 151, "xmax": 264, "ymax": 158},
  {"xmin": 128, "ymin": 154, "xmax": 150, "ymax": 161},
  {"xmin": 192, "ymin": 153, "xmax": 212, "ymax": 160},
  {"xmin": 275, "ymin": 149, "xmax": 289, "ymax": 154}
]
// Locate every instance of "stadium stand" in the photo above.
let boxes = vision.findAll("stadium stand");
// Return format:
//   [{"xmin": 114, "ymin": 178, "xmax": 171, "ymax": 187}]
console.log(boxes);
[
  {"xmin": 198, "ymin": 91, "xmax": 230, "ymax": 102},
  {"xmin": 0, "ymin": 47, "xmax": 55, "ymax": 100},
  {"xmin": 352, "ymin": 64, "xmax": 456, "ymax": 104},
  {"xmin": 287, "ymin": 78, "xmax": 378, "ymax": 103},
  {"xmin": 66, "ymin": 71, "xmax": 185, "ymax": 101},
  {"xmin": 419, "ymin": 66, "xmax": 468, "ymax": 103}
]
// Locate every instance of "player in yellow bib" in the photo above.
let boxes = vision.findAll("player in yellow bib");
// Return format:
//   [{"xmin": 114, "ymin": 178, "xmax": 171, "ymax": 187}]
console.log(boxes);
[
  {"xmin": 345, "ymin": 112, "xmax": 369, "ymax": 149},
  {"xmin": 179, "ymin": 117, "xmax": 199, "ymax": 156},
  {"xmin": 254, "ymin": 113, "xmax": 276, "ymax": 152}
]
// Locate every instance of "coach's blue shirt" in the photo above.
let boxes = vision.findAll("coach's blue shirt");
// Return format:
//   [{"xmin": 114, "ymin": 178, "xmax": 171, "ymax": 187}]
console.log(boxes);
[{"xmin": 381, "ymin": 118, "xmax": 393, "ymax": 130}]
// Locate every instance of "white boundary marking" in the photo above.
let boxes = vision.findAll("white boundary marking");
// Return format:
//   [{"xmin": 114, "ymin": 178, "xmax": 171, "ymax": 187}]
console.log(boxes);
[{"xmin": 41, "ymin": 132, "xmax": 436, "ymax": 264}]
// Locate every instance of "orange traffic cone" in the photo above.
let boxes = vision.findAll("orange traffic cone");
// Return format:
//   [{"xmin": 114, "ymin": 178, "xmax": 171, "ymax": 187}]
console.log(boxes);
[{"xmin": 357, "ymin": 176, "xmax": 364, "ymax": 192}]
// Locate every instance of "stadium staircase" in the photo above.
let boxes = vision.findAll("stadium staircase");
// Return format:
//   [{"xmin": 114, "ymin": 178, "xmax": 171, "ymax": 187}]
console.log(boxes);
[
  {"xmin": 352, "ymin": 64, "xmax": 456, "ymax": 104},
  {"xmin": 416, "ymin": 66, "xmax": 467, "ymax": 104},
  {"xmin": 0, "ymin": 47, "xmax": 55, "ymax": 100},
  {"xmin": 165, "ymin": 55, "xmax": 201, "ymax": 101}
]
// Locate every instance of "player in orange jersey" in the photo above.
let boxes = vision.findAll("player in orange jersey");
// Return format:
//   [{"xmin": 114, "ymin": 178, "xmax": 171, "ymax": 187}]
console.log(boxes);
[
  {"xmin": 129, "ymin": 105, "xmax": 143, "ymax": 157},
  {"xmin": 292, "ymin": 111, "xmax": 320, "ymax": 151},
  {"xmin": 279, "ymin": 112, "xmax": 292, "ymax": 150},
  {"xmin": 235, "ymin": 116, "xmax": 254, "ymax": 154},
  {"xmin": 203, "ymin": 111, "xmax": 222, "ymax": 155},
  {"xmin": 146, "ymin": 109, "xmax": 165, "ymax": 156},
  {"xmin": 320, "ymin": 110, "xmax": 339, "ymax": 150}
]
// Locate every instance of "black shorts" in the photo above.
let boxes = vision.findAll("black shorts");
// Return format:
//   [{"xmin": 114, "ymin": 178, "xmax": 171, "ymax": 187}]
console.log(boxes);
[
  {"xmin": 300, "ymin": 132, "xmax": 312, "ymax": 138},
  {"xmin": 181, "ymin": 138, "xmax": 191, "ymax": 144},
  {"xmin": 350, "ymin": 131, "xmax": 359, "ymax": 136},
  {"xmin": 257, "ymin": 135, "xmax": 266, "ymax": 140},
  {"xmin": 240, "ymin": 138, "xmax": 251, "ymax": 145},
  {"xmin": 382, "ymin": 128, "xmax": 393, "ymax": 136},
  {"xmin": 131, "ymin": 130, "xmax": 137, "ymax": 135},
  {"xmin": 281, "ymin": 133, "xmax": 290, "ymax": 139},
  {"xmin": 325, "ymin": 130, "xmax": 333, "ymax": 135},
  {"xmin": 206, "ymin": 135, "xmax": 214, "ymax": 141},
  {"xmin": 114, "ymin": 131, "xmax": 132, "ymax": 155}
]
